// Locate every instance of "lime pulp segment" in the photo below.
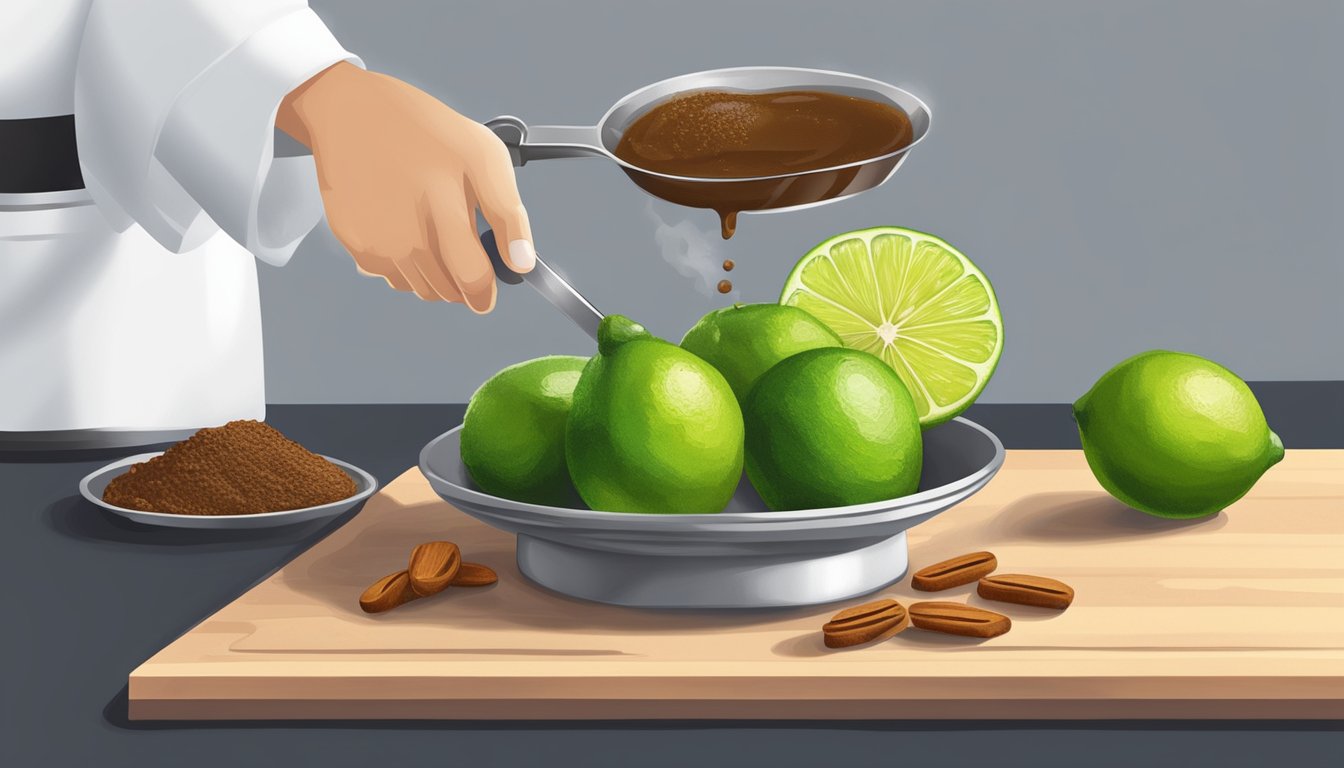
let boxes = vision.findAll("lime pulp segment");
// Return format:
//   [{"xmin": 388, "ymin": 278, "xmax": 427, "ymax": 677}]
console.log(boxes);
[{"xmin": 780, "ymin": 227, "xmax": 1003, "ymax": 426}]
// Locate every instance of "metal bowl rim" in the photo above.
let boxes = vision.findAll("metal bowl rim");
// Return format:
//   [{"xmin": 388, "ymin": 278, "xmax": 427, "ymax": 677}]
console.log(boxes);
[{"xmin": 419, "ymin": 416, "xmax": 1003, "ymax": 528}]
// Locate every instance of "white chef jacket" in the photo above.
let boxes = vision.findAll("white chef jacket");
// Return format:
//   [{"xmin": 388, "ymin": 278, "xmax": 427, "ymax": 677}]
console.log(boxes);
[{"xmin": 0, "ymin": 0, "xmax": 360, "ymax": 445}]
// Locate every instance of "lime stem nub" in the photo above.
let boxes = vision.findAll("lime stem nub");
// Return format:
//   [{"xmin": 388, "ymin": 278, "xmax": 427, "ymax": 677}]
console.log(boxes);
[
  {"xmin": 597, "ymin": 315, "xmax": 650, "ymax": 356},
  {"xmin": 1268, "ymin": 431, "xmax": 1285, "ymax": 466}
]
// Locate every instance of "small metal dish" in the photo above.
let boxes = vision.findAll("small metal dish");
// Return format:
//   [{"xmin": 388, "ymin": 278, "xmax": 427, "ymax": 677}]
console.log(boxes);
[
  {"xmin": 420, "ymin": 418, "xmax": 1003, "ymax": 609},
  {"xmin": 79, "ymin": 453, "xmax": 377, "ymax": 529}
]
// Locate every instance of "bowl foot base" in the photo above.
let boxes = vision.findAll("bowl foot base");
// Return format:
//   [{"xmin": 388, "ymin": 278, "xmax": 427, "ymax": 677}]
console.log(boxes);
[{"xmin": 516, "ymin": 532, "xmax": 908, "ymax": 609}]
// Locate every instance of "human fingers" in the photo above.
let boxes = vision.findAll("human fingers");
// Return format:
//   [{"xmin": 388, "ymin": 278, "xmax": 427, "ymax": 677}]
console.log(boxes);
[
  {"xmin": 393, "ymin": 256, "xmax": 440, "ymax": 301},
  {"xmin": 355, "ymin": 263, "xmax": 412, "ymax": 292},
  {"xmin": 427, "ymin": 182, "xmax": 497, "ymax": 313},
  {"xmin": 408, "ymin": 230, "xmax": 466, "ymax": 304},
  {"xmin": 467, "ymin": 134, "xmax": 535, "ymax": 273}
]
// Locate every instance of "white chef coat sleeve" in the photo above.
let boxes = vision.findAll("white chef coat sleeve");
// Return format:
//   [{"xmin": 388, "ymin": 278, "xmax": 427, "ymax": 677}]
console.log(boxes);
[{"xmin": 74, "ymin": 0, "xmax": 363, "ymax": 266}]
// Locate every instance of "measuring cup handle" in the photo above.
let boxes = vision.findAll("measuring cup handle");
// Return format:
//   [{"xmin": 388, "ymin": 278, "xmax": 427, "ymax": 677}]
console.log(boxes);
[{"xmin": 485, "ymin": 117, "xmax": 605, "ymax": 167}]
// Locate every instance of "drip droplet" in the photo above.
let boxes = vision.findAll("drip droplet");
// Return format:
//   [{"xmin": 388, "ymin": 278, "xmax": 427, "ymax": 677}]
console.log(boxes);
[{"xmin": 719, "ymin": 211, "xmax": 738, "ymax": 239}]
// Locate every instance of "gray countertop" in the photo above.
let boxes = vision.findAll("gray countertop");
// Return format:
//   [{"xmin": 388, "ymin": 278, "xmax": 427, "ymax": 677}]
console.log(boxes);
[{"xmin": 3, "ymin": 388, "xmax": 1341, "ymax": 767}]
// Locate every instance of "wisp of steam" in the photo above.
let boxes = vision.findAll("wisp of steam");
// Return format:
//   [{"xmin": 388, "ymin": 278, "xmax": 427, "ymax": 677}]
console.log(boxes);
[{"xmin": 645, "ymin": 201, "xmax": 737, "ymax": 299}]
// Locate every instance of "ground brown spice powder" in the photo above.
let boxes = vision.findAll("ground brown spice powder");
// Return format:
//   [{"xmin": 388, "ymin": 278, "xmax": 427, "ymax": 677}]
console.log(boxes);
[{"xmin": 102, "ymin": 420, "xmax": 357, "ymax": 516}]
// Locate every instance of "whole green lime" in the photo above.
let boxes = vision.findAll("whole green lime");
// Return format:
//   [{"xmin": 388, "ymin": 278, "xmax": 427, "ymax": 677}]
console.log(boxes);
[
  {"xmin": 680, "ymin": 303, "xmax": 842, "ymax": 402},
  {"xmin": 1074, "ymin": 350, "xmax": 1284, "ymax": 519},
  {"xmin": 566, "ymin": 315, "xmax": 744, "ymax": 514},
  {"xmin": 743, "ymin": 347, "xmax": 923, "ymax": 511},
  {"xmin": 460, "ymin": 355, "xmax": 588, "ymax": 506}
]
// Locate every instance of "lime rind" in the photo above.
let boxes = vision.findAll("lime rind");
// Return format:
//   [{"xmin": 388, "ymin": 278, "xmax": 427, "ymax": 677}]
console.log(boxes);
[{"xmin": 780, "ymin": 227, "xmax": 1003, "ymax": 427}]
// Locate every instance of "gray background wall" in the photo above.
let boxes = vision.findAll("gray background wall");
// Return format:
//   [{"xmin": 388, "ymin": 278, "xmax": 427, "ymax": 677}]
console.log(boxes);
[{"xmin": 261, "ymin": 0, "xmax": 1343, "ymax": 404}]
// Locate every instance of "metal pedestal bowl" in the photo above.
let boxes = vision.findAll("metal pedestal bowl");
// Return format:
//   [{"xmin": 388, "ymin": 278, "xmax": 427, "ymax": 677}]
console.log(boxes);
[{"xmin": 420, "ymin": 417, "xmax": 1002, "ymax": 609}]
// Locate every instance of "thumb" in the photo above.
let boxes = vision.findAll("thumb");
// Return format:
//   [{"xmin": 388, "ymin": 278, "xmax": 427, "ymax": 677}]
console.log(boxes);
[{"xmin": 470, "ymin": 166, "xmax": 535, "ymax": 275}]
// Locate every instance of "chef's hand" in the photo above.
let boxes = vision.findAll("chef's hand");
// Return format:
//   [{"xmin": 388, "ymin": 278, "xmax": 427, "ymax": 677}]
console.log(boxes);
[{"xmin": 275, "ymin": 61, "xmax": 533, "ymax": 313}]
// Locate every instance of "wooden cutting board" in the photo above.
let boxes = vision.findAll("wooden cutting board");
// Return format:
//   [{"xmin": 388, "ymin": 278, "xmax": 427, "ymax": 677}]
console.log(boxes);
[{"xmin": 128, "ymin": 450, "xmax": 1344, "ymax": 720}]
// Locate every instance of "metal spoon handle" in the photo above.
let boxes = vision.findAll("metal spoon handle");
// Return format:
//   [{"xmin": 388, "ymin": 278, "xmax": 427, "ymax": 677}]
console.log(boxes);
[
  {"xmin": 478, "ymin": 229, "xmax": 604, "ymax": 341},
  {"xmin": 486, "ymin": 117, "xmax": 605, "ymax": 167}
]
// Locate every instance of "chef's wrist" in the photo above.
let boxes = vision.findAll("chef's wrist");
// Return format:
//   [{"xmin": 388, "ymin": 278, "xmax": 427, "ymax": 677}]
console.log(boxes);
[{"xmin": 276, "ymin": 60, "xmax": 367, "ymax": 148}]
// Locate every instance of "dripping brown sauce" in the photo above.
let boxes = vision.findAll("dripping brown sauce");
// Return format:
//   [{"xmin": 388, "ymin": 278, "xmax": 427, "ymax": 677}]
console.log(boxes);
[{"xmin": 614, "ymin": 89, "xmax": 913, "ymax": 239}]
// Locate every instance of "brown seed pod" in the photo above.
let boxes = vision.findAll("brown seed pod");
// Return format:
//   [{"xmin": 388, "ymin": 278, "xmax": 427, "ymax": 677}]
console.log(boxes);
[
  {"xmin": 407, "ymin": 541, "xmax": 462, "ymax": 597},
  {"xmin": 822, "ymin": 599, "xmax": 910, "ymax": 648}
]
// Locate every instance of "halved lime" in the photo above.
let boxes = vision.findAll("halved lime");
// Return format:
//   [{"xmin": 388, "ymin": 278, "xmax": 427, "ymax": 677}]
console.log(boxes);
[{"xmin": 780, "ymin": 227, "xmax": 1003, "ymax": 427}]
